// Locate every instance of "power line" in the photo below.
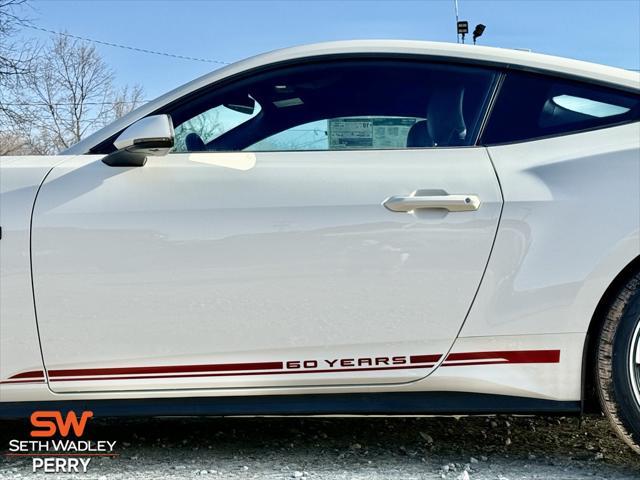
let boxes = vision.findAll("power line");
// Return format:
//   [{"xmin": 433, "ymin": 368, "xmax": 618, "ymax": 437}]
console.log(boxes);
[
  {"xmin": 2, "ymin": 100, "xmax": 149, "ymax": 106},
  {"xmin": 19, "ymin": 22, "xmax": 230, "ymax": 65}
]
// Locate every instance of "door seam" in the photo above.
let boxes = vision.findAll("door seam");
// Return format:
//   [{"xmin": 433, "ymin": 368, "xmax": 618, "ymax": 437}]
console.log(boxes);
[
  {"xmin": 420, "ymin": 147, "xmax": 506, "ymax": 379},
  {"xmin": 29, "ymin": 159, "xmax": 71, "ymax": 394}
]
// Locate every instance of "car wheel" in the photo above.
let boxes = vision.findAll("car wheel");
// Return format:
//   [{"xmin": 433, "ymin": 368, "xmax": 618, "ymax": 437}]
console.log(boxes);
[{"xmin": 595, "ymin": 271, "xmax": 640, "ymax": 454}]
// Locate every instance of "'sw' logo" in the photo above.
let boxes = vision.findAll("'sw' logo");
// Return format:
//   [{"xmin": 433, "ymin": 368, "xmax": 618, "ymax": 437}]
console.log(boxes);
[{"xmin": 30, "ymin": 411, "xmax": 93, "ymax": 437}]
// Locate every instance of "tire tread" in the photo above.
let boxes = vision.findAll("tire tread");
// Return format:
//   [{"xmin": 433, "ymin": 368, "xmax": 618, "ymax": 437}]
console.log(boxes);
[{"xmin": 595, "ymin": 272, "xmax": 640, "ymax": 454}]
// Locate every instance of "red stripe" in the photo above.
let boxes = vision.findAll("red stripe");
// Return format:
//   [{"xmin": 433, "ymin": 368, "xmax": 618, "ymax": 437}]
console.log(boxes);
[
  {"xmin": 444, "ymin": 349, "xmax": 560, "ymax": 364},
  {"xmin": 3, "ymin": 349, "xmax": 561, "ymax": 385},
  {"xmin": 9, "ymin": 370, "xmax": 44, "ymax": 379},
  {"xmin": 48, "ymin": 355, "xmax": 440, "ymax": 379},
  {"xmin": 0, "ymin": 379, "xmax": 45, "ymax": 385},
  {"xmin": 50, "ymin": 364, "xmax": 436, "ymax": 382},
  {"xmin": 410, "ymin": 354, "xmax": 442, "ymax": 364},
  {"xmin": 48, "ymin": 361, "xmax": 284, "ymax": 378}
]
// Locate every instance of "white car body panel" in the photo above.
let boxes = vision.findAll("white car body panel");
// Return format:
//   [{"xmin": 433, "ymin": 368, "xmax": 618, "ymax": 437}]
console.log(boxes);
[
  {"xmin": 0, "ymin": 157, "xmax": 71, "ymax": 387},
  {"xmin": 1, "ymin": 41, "xmax": 639, "ymax": 413},
  {"xmin": 461, "ymin": 123, "xmax": 640, "ymax": 339},
  {"xmin": 29, "ymin": 148, "xmax": 501, "ymax": 392}
]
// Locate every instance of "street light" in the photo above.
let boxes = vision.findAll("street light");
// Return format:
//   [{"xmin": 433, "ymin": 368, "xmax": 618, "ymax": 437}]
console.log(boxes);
[
  {"xmin": 473, "ymin": 24, "xmax": 486, "ymax": 44},
  {"xmin": 453, "ymin": 1, "xmax": 486, "ymax": 45}
]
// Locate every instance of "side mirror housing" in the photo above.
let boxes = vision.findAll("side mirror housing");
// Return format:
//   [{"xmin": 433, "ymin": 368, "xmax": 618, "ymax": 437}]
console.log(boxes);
[{"xmin": 102, "ymin": 115, "xmax": 175, "ymax": 167}]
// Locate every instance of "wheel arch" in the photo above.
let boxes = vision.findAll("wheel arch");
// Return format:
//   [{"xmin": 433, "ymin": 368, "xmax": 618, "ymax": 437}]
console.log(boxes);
[{"xmin": 583, "ymin": 254, "xmax": 640, "ymax": 414}]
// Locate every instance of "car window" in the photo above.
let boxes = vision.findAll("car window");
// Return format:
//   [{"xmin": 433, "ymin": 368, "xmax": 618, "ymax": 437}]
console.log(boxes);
[
  {"xmin": 245, "ymin": 116, "xmax": 424, "ymax": 151},
  {"xmin": 244, "ymin": 119, "xmax": 329, "ymax": 151},
  {"xmin": 482, "ymin": 71, "xmax": 640, "ymax": 145},
  {"xmin": 165, "ymin": 59, "xmax": 498, "ymax": 152},
  {"xmin": 550, "ymin": 94, "xmax": 630, "ymax": 118},
  {"xmin": 173, "ymin": 101, "xmax": 262, "ymax": 153}
]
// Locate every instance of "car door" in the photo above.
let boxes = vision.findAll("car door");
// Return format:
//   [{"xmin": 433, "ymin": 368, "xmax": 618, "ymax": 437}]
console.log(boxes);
[{"xmin": 31, "ymin": 58, "xmax": 503, "ymax": 392}]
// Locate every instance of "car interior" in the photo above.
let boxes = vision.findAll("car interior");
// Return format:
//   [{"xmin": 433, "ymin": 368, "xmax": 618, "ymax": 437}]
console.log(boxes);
[{"xmin": 164, "ymin": 59, "xmax": 496, "ymax": 152}]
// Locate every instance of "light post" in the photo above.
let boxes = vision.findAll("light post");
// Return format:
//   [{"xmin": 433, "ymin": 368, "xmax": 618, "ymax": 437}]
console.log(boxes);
[{"xmin": 453, "ymin": 0, "xmax": 486, "ymax": 45}]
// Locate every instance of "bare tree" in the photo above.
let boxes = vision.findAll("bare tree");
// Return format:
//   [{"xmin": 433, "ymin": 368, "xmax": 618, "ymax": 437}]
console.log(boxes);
[
  {"xmin": 0, "ymin": 0, "xmax": 36, "ymax": 126},
  {"xmin": 112, "ymin": 84, "xmax": 145, "ymax": 120},
  {"xmin": 0, "ymin": 0, "xmax": 30, "ymax": 78},
  {"xmin": 3, "ymin": 34, "xmax": 144, "ymax": 154},
  {"xmin": 0, "ymin": 129, "xmax": 29, "ymax": 155},
  {"xmin": 173, "ymin": 109, "xmax": 224, "ymax": 152}
]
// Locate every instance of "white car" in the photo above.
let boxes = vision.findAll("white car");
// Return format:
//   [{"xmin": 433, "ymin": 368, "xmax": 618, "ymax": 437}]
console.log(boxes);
[{"xmin": 1, "ymin": 40, "xmax": 639, "ymax": 452}]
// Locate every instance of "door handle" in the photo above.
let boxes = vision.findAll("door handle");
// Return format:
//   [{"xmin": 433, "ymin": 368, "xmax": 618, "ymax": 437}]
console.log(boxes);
[{"xmin": 383, "ymin": 191, "xmax": 481, "ymax": 213}]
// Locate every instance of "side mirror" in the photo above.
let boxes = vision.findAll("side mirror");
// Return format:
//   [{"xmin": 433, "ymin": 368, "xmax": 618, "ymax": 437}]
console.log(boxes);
[{"xmin": 102, "ymin": 115, "xmax": 175, "ymax": 167}]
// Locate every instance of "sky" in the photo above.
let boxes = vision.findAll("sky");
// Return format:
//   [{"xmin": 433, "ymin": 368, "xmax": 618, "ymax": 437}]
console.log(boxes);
[{"xmin": 16, "ymin": 0, "xmax": 640, "ymax": 100}]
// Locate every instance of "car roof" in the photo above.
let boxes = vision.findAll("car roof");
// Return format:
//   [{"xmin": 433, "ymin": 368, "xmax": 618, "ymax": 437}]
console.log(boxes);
[{"xmin": 64, "ymin": 39, "xmax": 640, "ymax": 155}]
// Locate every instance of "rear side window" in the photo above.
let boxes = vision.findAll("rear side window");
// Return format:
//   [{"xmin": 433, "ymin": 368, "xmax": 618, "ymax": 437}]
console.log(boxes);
[{"xmin": 482, "ymin": 71, "xmax": 640, "ymax": 145}]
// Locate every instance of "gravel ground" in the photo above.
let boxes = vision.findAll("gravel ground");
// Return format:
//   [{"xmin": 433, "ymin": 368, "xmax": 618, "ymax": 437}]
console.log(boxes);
[{"xmin": 1, "ymin": 415, "xmax": 639, "ymax": 479}]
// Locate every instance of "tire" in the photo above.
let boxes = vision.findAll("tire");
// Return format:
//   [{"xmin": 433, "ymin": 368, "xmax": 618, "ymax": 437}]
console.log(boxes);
[{"xmin": 595, "ymin": 271, "xmax": 640, "ymax": 454}]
